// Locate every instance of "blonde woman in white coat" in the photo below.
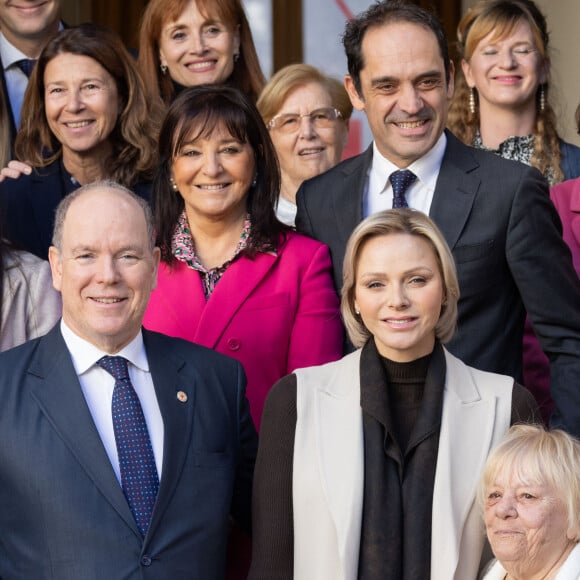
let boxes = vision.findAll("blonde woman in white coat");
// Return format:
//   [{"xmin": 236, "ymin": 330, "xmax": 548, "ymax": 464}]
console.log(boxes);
[{"xmin": 249, "ymin": 209, "xmax": 539, "ymax": 580}]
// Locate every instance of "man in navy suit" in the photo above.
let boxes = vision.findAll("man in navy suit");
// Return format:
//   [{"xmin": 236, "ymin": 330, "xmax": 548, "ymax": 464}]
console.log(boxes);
[
  {"xmin": 0, "ymin": 181, "xmax": 257, "ymax": 579},
  {"xmin": 0, "ymin": 0, "xmax": 61, "ymax": 140},
  {"xmin": 296, "ymin": 1, "xmax": 580, "ymax": 435}
]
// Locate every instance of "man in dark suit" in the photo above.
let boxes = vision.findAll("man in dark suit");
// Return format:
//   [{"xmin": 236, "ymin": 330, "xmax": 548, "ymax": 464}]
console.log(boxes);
[
  {"xmin": 296, "ymin": 1, "xmax": 580, "ymax": 435},
  {"xmin": 0, "ymin": 181, "xmax": 257, "ymax": 579}
]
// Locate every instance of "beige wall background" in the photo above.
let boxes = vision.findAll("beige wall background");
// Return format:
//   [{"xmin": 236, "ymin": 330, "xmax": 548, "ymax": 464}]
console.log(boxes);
[{"xmin": 462, "ymin": 0, "xmax": 580, "ymax": 146}]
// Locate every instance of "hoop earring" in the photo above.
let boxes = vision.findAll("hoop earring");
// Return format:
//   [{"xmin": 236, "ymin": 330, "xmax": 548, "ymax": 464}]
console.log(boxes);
[
  {"xmin": 469, "ymin": 88, "xmax": 476, "ymax": 115},
  {"xmin": 539, "ymin": 84, "xmax": 546, "ymax": 112},
  {"xmin": 160, "ymin": 63, "xmax": 168, "ymax": 75}
]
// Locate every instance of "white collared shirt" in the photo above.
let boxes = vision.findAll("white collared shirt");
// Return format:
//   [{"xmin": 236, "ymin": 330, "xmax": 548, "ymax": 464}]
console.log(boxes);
[
  {"xmin": 0, "ymin": 22, "xmax": 63, "ymax": 128},
  {"xmin": 60, "ymin": 321, "xmax": 164, "ymax": 485},
  {"xmin": 365, "ymin": 132, "xmax": 447, "ymax": 217},
  {"xmin": 0, "ymin": 32, "xmax": 30, "ymax": 128}
]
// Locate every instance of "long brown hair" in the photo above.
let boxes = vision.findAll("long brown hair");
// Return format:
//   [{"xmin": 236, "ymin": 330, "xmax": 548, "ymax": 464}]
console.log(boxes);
[
  {"xmin": 16, "ymin": 23, "xmax": 161, "ymax": 186},
  {"xmin": 138, "ymin": 0, "xmax": 265, "ymax": 104},
  {"xmin": 448, "ymin": 0, "xmax": 563, "ymax": 183}
]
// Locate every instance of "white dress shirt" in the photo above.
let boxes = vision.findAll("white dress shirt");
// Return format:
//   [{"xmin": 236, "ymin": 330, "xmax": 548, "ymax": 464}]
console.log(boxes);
[
  {"xmin": 0, "ymin": 32, "xmax": 30, "ymax": 128},
  {"xmin": 60, "ymin": 321, "xmax": 164, "ymax": 485},
  {"xmin": 365, "ymin": 132, "xmax": 447, "ymax": 217}
]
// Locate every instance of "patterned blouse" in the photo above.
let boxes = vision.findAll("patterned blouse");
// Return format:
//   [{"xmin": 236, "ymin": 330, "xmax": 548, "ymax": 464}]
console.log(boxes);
[
  {"xmin": 171, "ymin": 210, "xmax": 252, "ymax": 300},
  {"xmin": 472, "ymin": 132, "xmax": 555, "ymax": 184}
]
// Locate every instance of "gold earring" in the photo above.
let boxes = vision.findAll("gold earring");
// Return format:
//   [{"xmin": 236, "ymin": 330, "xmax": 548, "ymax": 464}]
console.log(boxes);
[
  {"xmin": 539, "ymin": 85, "xmax": 546, "ymax": 112},
  {"xmin": 469, "ymin": 88, "xmax": 476, "ymax": 115}
]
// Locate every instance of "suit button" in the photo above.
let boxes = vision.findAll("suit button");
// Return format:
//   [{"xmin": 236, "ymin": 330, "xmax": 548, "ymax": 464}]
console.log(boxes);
[
  {"xmin": 141, "ymin": 555, "xmax": 152, "ymax": 566},
  {"xmin": 227, "ymin": 338, "xmax": 241, "ymax": 351}
]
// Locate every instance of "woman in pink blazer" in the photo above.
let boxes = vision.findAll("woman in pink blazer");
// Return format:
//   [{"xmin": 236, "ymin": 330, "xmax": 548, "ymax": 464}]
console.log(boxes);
[{"xmin": 143, "ymin": 85, "xmax": 343, "ymax": 430}]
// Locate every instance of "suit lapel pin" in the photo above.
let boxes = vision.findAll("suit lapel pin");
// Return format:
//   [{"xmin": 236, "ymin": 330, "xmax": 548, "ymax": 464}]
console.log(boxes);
[{"xmin": 176, "ymin": 391, "xmax": 188, "ymax": 403}]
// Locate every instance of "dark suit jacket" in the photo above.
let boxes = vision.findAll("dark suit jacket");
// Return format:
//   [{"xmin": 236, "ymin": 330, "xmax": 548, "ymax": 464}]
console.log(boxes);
[
  {"xmin": 296, "ymin": 130, "xmax": 580, "ymax": 435},
  {"xmin": 0, "ymin": 325, "xmax": 257, "ymax": 580},
  {"xmin": 0, "ymin": 53, "xmax": 18, "ymax": 148},
  {"xmin": 0, "ymin": 159, "xmax": 151, "ymax": 260}
]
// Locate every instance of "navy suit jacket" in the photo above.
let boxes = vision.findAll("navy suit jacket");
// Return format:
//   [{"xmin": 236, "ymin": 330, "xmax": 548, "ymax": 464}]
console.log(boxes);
[
  {"xmin": 296, "ymin": 130, "xmax": 580, "ymax": 435},
  {"xmin": 0, "ymin": 325, "xmax": 257, "ymax": 580},
  {"xmin": 0, "ymin": 160, "xmax": 151, "ymax": 260}
]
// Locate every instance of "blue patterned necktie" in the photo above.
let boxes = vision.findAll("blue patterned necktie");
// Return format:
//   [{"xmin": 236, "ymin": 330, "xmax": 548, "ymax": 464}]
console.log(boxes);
[
  {"xmin": 14, "ymin": 58, "xmax": 36, "ymax": 78},
  {"xmin": 97, "ymin": 355, "xmax": 159, "ymax": 537},
  {"xmin": 390, "ymin": 169, "xmax": 417, "ymax": 208}
]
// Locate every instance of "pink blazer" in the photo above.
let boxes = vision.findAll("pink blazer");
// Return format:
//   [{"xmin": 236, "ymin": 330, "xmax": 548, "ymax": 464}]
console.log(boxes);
[
  {"xmin": 522, "ymin": 178, "xmax": 580, "ymax": 422},
  {"xmin": 143, "ymin": 232, "xmax": 343, "ymax": 428}
]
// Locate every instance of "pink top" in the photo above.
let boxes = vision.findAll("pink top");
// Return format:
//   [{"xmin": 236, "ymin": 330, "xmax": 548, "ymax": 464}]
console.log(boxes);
[{"xmin": 144, "ymin": 231, "xmax": 343, "ymax": 428}]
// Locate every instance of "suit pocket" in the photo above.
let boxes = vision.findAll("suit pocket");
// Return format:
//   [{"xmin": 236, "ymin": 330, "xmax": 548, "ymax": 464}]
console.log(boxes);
[{"xmin": 452, "ymin": 240, "xmax": 495, "ymax": 263}]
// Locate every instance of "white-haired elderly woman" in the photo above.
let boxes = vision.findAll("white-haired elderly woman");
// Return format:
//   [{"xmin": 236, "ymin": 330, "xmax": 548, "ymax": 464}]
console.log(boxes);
[
  {"xmin": 480, "ymin": 424, "xmax": 580, "ymax": 579},
  {"xmin": 249, "ymin": 208, "xmax": 539, "ymax": 580}
]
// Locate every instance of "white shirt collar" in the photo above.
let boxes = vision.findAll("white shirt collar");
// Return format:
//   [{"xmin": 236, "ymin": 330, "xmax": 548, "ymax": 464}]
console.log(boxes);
[
  {"xmin": 60, "ymin": 320, "xmax": 150, "ymax": 376},
  {"xmin": 0, "ymin": 22, "xmax": 65, "ymax": 69},
  {"xmin": 372, "ymin": 132, "xmax": 447, "ymax": 192},
  {"xmin": 0, "ymin": 32, "xmax": 28, "ymax": 69}
]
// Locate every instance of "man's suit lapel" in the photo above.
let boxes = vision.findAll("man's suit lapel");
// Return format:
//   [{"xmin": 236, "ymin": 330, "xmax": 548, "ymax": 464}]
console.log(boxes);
[
  {"xmin": 430, "ymin": 131, "xmax": 481, "ymax": 250},
  {"xmin": 26, "ymin": 326, "xmax": 139, "ymax": 537},
  {"xmin": 333, "ymin": 146, "xmax": 372, "ymax": 244},
  {"xmin": 142, "ymin": 330, "xmax": 195, "ymax": 539},
  {"xmin": 0, "ymin": 56, "xmax": 18, "ymax": 144}
]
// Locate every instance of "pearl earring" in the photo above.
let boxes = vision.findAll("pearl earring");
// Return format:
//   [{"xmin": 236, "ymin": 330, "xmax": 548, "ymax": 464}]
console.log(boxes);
[
  {"xmin": 469, "ymin": 88, "xmax": 476, "ymax": 115},
  {"xmin": 539, "ymin": 85, "xmax": 546, "ymax": 112}
]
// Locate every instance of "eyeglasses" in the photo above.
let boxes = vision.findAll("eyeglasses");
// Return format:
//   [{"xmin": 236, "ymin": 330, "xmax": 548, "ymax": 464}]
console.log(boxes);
[{"xmin": 267, "ymin": 107, "xmax": 342, "ymax": 133}]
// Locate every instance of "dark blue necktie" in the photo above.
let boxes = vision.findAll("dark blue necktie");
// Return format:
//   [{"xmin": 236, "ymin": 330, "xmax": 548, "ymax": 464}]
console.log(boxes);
[
  {"xmin": 97, "ymin": 355, "xmax": 159, "ymax": 537},
  {"xmin": 14, "ymin": 58, "xmax": 36, "ymax": 78},
  {"xmin": 390, "ymin": 169, "xmax": 417, "ymax": 208}
]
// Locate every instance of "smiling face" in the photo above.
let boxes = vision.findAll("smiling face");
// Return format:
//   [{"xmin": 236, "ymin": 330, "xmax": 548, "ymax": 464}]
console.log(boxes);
[
  {"xmin": 345, "ymin": 21, "xmax": 453, "ymax": 168},
  {"xmin": 484, "ymin": 470, "xmax": 575, "ymax": 578},
  {"xmin": 44, "ymin": 53, "xmax": 120, "ymax": 162},
  {"xmin": 268, "ymin": 81, "xmax": 348, "ymax": 198},
  {"xmin": 354, "ymin": 233, "xmax": 444, "ymax": 362},
  {"xmin": 48, "ymin": 188, "xmax": 160, "ymax": 354},
  {"xmin": 0, "ymin": 0, "xmax": 60, "ymax": 55},
  {"xmin": 462, "ymin": 19, "xmax": 547, "ymax": 115},
  {"xmin": 158, "ymin": 0, "xmax": 239, "ymax": 88},
  {"xmin": 171, "ymin": 123, "xmax": 255, "ymax": 225}
]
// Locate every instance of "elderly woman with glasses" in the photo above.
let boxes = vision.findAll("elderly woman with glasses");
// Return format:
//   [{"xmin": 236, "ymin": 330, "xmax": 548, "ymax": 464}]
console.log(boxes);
[{"xmin": 257, "ymin": 64, "xmax": 352, "ymax": 226}]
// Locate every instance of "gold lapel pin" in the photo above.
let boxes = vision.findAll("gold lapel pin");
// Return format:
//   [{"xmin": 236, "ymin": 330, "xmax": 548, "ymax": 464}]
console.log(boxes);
[{"xmin": 176, "ymin": 391, "xmax": 188, "ymax": 403}]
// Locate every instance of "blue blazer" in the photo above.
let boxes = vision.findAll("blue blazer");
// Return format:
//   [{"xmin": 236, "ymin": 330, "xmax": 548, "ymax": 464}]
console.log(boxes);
[
  {"xmin": 0, "ymin": 325, "xmax": 257, "ymax": 580},
  {"xmin": 296, "ymin": 130, "xmax": 580, "ymax": 436},
  {"xmin": 0, "ymin": 160, "xmax": 151, "ymax": 259}
]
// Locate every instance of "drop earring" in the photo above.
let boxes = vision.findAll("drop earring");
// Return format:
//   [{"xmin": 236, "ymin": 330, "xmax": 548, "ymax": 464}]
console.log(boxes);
[
  {"xmin": 539, "ymin": 84, "xmax": 545, "ymax": 112},
  {"xmin": 469, "ymin": 88, "xmax": 476, "ymax": 115},
  {"xmin": 160, "ymin": 63, "xmax": 168, "ymax": 75}
]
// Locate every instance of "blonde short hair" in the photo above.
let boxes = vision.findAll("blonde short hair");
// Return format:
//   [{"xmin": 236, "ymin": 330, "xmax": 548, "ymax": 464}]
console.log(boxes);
[
  {"xmin": 257, "ymin": 63, "xmax": 353, "ymax": 125},
  {"xmin": 479, "ymin": 424, "xmax": 580, "ymax": 541},
  {"xmin": 341, "ymin": 209, "xmax": 459, "ymax": 348}
]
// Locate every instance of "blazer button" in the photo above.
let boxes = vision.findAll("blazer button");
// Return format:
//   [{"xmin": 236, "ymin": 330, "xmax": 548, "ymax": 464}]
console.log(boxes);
[
  {"xmin": 227, "ymin": 338, "xmax": 241, "ymax": 351},
  {"xmin": 141, "ymin": 555, "xmax": 152, "ymax": 566}
]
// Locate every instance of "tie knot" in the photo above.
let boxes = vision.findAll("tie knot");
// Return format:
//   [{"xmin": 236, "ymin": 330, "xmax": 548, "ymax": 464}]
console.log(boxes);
[
  {"xmin": 97, "ymin": 356, "xmax": 130, "ymax": 382},
  {"xmin": 390, "ymin": 169, "xmax": 416, "ymax": 209},
  {"xmin": 14, "ymin": 58, "xmax": 36, "ymax": 78}
]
